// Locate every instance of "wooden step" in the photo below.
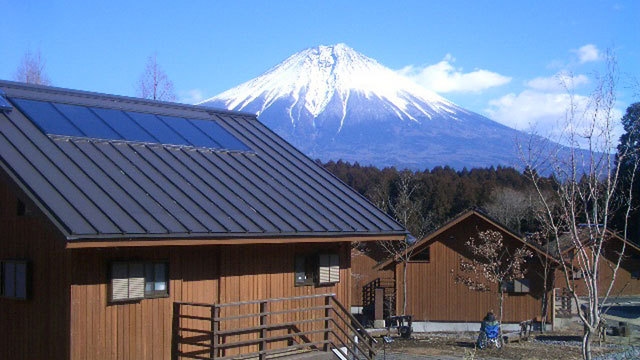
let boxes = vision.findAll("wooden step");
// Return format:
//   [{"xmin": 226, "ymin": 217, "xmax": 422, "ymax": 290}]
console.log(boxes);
[{"xmin": 269, "ymin": 350, "xmax": 334, "ymax": 360}]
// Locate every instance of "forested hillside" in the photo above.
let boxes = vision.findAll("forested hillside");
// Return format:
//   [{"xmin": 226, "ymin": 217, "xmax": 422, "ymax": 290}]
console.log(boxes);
[{"xmin": 321, "ymin": 160, "xmax": 554, "ymax": 237}]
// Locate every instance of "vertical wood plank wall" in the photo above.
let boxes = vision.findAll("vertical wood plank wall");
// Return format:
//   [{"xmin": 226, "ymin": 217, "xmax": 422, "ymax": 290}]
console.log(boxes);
[
  {"xmin": 67, "ymin": 242, "xmax": 351, "ymax": 360},
  {"xmin": 554, "ymin": 243, "xmax": 640, "ymax": 297},
  {"xmin": 395, "ymin": 215, "xmax": 549, "ymax": 323},
  {"xmin": 0, "ymin": 181, "xmax": 71, "ymax": 360},
  {"xmin": 351, "ymin": 245, "xmax": 394, "ymax": 307},
  {"xmin": 0, "ymin": 175, "xmax": 354, "ymax": 359}
]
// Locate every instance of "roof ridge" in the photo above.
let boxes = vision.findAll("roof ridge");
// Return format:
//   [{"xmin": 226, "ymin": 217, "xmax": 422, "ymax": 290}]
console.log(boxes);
[{"xmin": 0, "ymin": 79, "xmax": 256, "ymax": 118}]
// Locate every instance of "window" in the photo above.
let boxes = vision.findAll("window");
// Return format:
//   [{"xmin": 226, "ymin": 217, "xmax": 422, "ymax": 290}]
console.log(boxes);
[
  {"xmin": 1, "ymin": 260, "xmax": 28, "ymax": 300},
  {"xmin": 501, "ymin": 278, "xmax": 530, "ymax": 293},
  {"xmin": 110, "ymin": 261, "xmax": 168, "ymax": 302},
  {"xmin": 318, "ymin": 253, "xmax": 340, "ymax": 285},
  {"xmin": 571, "ymin": 269, "xmax": 583, "ymax": 279},
  {"xmin": 295, "ymin": 253, "xmax": 339, "ymax": 286},
  {"xmin": 144, "ymin": 263, "xmax": 168, "ymax": 298},
  {"xmin": 16, "ymin": 199, "xmax": 32, "ymax": 217},
  {"xmin": 410, "ymin": 247, "xmax": 430, "ymax": 262},
  {"xmin": 295, "ymin": 254, "xmax": 317, "ymax": 286}
]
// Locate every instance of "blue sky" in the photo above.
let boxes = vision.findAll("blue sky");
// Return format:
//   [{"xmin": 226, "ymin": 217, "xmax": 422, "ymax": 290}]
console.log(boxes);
[{"xmin": 1, "ymin": 0, "xmax": 639, "ymax": 139}]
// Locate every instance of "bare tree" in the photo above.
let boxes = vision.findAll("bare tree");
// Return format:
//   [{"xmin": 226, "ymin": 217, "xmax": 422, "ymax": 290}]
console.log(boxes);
[
  {"xmin": 454, "ymin": 229, "xmax": 532, "ymax": 323},
  {"xmin": 136, "ymin": 54, "xmax": 176, "ymax": 101},
  {"xmin": 527, "ymin": 230, "xmax": 555, "ymax": 332},
  {"xmin": 521, "ymin": 52, "xmax": 639, "ymax": 360},
  {"xmin": 373, "ymin": 170, "xmax": 433, "ymax": 315},
  {"xmin": 484, "ymin": 187, "xmax": 534, "ymax": 234},
  {"xmin": 14, "ymin": 49, "xmax": 51, "ymax": 85}
]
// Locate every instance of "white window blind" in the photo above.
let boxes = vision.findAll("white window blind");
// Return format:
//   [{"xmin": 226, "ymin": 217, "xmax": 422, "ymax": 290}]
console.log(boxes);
[
  {"xmin": 514, "ymin": 278, "xmax": 530, "ymax": 293},
  {"xmin": 318, "ymin": 254, "xmax": 339, "ymax": 284},
  {"xmin": 110, "ymin": 262, "xmax": 145, "ymax": 301}
]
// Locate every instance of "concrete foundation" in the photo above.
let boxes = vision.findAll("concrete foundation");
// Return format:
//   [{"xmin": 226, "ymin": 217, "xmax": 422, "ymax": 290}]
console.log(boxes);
[
  {"xmin": 373, "ymin": 319, "xmax": 386, "ymax": 329},
  {"xmin": 410, "ymin": 321, "xmax": 522, "ymax": 333}
]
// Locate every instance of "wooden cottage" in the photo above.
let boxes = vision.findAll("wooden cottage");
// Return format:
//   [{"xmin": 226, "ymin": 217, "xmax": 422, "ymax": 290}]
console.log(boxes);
[
  {"xmin": 378, "ymin": 209, "xmax": 555, "ymax": 332},
  {"xmin": 0, "ymin": 81, "xmax": 406, "ymax": 360},
  {"xmin": 553, "ymin": 229, "xmax": 640, "ymax": 299}
]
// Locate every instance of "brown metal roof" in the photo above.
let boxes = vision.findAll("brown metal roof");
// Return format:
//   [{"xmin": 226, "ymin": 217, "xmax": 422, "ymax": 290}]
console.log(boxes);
[
  {"xmin": 0, "ymin": 80, "xmax": 406, "ymax": 243},
  {"xmin": 377, "ymin": 208, "xmax": 556, "ymax": 269}
]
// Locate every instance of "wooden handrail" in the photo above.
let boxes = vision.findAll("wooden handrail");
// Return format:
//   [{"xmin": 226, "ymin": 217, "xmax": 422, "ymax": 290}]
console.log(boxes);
[
  {"xmin": 173, "ymin": 293, "xmax": 377, "ymax": 360},
  {"xmin": 329, "ymin": 295, "xmax": 377, "ymax": 356},
  {"xmin": 174, "ymin": 293, "xmax": 333, "ymax": 308}
]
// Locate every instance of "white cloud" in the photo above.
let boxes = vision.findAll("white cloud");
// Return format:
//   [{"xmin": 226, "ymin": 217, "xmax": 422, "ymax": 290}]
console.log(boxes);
[
  {"xmin": 574, "ymin": 44, "xmax": 601, "ymax": 64},
  {"xmin": 397, "ymin": 54, "xmax": 511, "ymax": 93},
  {"xmin": 485, "ymin": 88, "xmax": 622, "ymax": 149},
  {"xmin": 486, "ymin": 90, "xmax": 581, "ymax": 134},
  {"xmin": 179, "ymin": 89, "xmax": 205, "ymax": 104},
  {"xmin": 526, "ymin": 72, "xmax": 589, "ymax": 92}
]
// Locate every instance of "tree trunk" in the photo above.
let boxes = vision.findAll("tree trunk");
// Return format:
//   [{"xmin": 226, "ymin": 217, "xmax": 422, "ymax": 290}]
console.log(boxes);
[
  {"xmin": 540, "ymin": 291, "xmax": 547, "ymax": 333},
  {"xmin": 402, "ymin": 261, "xmax": 408, "ymax": 315},
  {"xmin": 498, "ymin": 289, "xmax": 505, "ymax": 324},
  {"xmin": 582, "ymin": 327, "xmax": 592, "ymax": 360}
]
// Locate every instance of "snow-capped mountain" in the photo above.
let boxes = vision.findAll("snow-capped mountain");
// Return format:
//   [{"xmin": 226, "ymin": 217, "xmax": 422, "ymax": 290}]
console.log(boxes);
[{"xmin": 200, "ymin": 44, "xmax": 527, "ymax": 169}]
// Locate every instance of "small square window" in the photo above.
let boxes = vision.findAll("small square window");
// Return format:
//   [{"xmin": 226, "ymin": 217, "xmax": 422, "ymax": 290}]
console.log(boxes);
[
  {"xmin": 144, "ymin": 263, "xmax": 168, "ymax": 298},
  {"xmin": 501, "ymin": 279, "xmax": 530, "ymax": 293},
  {"xmin": 410, "ymin": 247, "xmax": 430, "ymax": 262},
  {"xmin": 110, "ymin": 261, "xmax": 168, "ymax": 302},
  {"xmin": 295, "ymin": 253, "xmax": 339, "ymax": 286},
  {"xmin": 1, "ymin": 260, "xmax": 29, "ymax": 300},
  {"xmin": 295, "ymin": 255, "xmax": 317, "ymax": 286},
  {"xmin": 318, "ymin": 253, "xmax": 340, "ymax": 285}
]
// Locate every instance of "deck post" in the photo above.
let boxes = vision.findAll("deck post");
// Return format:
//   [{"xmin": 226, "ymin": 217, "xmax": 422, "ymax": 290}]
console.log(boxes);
[
  {"xmin": 259, "ymin": 301, "xmax": 268, "ymax": 360},
  {"xmin": 212, "ymin": 305, "xmax": 220, "ymax": 359},
  {"xmin": 172, "ymin": 302, "xmax": 180, "ymax": 360},
  {"xmin": 324, "ymin": 296, "xmax": 331, "ymax": 352}
]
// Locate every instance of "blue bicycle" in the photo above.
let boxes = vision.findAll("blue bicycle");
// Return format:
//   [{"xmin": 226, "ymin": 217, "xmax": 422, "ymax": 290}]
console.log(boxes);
[{"xmin": 477, "ymin": 323, "xmax": 502, "ymax": 349}]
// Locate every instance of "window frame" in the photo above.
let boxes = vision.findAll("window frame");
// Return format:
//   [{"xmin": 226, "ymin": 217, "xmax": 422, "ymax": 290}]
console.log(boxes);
[
  {"xmin": 295, "ymin": 252, "xmax": 340, "ymax": 287},
  {"xmin": 144, "ymin": 262, "xmax": 169, "ymax": 299},
  {"xmin": 501, "ymin": 278, "xmax": 530, "ymax": 294},
  {"xmin": 109, "ymin": 261, "xmax": 169, "ymax": 302},
  {"xmin": 0, "ymin": 259, "xmax": 29, "ymax": 300},
  {"xmin": 295, "ymin": 254, "xmax": 317, "ymax": 287},
  {"xmin": 317, "ymin": 253, "xmax": 340, "ymax": 285}
]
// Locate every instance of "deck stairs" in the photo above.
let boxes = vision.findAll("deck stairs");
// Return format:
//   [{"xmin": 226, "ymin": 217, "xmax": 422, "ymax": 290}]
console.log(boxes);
[{"xmin": 362, "ymin": 278, "xmax": 396, "ymax": 325}]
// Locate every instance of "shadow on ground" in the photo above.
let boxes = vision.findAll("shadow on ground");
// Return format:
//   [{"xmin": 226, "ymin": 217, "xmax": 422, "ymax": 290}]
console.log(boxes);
[
  {"xmin": 454, "ymin": 341, "xmax": 476, "ymax": 348},
  {"xmin": 535, "ymin": 335, "xmax": 582, "ymax": 342}
]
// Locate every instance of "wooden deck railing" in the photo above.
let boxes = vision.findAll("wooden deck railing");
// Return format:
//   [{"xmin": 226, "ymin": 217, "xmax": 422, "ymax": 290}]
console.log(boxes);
[
  {"xmin": 362, "ymin": 278, "xmax": 396, "ymax": 322},
  {"xmin": 172, "ymin": 294, "xmax": 377, "ymax": 360},
  {"xmin": 553, "ymin": 287, "xmax": 574, "ymax": 318}
]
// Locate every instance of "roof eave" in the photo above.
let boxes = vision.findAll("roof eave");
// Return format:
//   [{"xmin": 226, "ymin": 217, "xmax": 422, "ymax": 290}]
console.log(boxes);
[{"xmin": 65, "ymin": 232, "xmax": 407, "ymax": 249}]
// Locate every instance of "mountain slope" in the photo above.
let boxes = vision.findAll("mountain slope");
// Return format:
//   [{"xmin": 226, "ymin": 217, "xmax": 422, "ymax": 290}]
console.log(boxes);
[{"xmin": 200, "ymin": 44, "xmax": 528, "ymax": 170}]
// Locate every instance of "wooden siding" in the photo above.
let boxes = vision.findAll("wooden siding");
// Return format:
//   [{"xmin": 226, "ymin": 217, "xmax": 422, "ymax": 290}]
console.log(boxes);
[
  {"xmin": 555, "ymin": 241, "xmax": 640, "ymax": 297},
  {"xmin": 0, "ymin": 175, "xmax": 357, "ymax": 359},
  {"xmin": 67, "ymin": 242, "xmax": 351, "ymax": 360},
  {"xmin": 0, "ymin": 181, "xmax": 70, "ymax": 360},
  {"xmin": 395, "ymin": 215, "xmax": 549, "ymax": 324},
  {"xmin": 351, "ymin": 244, "xmax": 393, "ymax": 307}
]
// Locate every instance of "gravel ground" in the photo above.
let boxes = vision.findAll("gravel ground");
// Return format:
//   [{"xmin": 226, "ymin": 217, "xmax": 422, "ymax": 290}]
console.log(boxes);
[{"xmin": 375, "ymin": 331, "xmax": 637, "ymax": 360}]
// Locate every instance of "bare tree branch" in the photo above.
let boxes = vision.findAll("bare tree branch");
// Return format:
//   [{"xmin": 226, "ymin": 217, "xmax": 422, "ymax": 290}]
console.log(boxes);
[
  {"xmin": 453, "ymin": 229, "xmax": 532, "ymax": 323},
  {"xmin": 136, "ymin": 54, "xmax": 176, "ymax": 101},
  {"xmin": 14, "ymin": 49, "xmax": 51, "ymax": 85},
  {"xmin": 521, "ymin": 51, "xmax": 637, "ymax": 360}
]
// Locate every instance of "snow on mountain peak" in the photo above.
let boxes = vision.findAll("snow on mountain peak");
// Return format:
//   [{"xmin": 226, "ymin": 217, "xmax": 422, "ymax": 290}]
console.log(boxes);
[
  {"xmin": 200, "ymin": 44, "xmax": 457, "ymax": 123},
  {"xmin": 198, "ymin": 43, "xmax": 543, "ymax": 171}
]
